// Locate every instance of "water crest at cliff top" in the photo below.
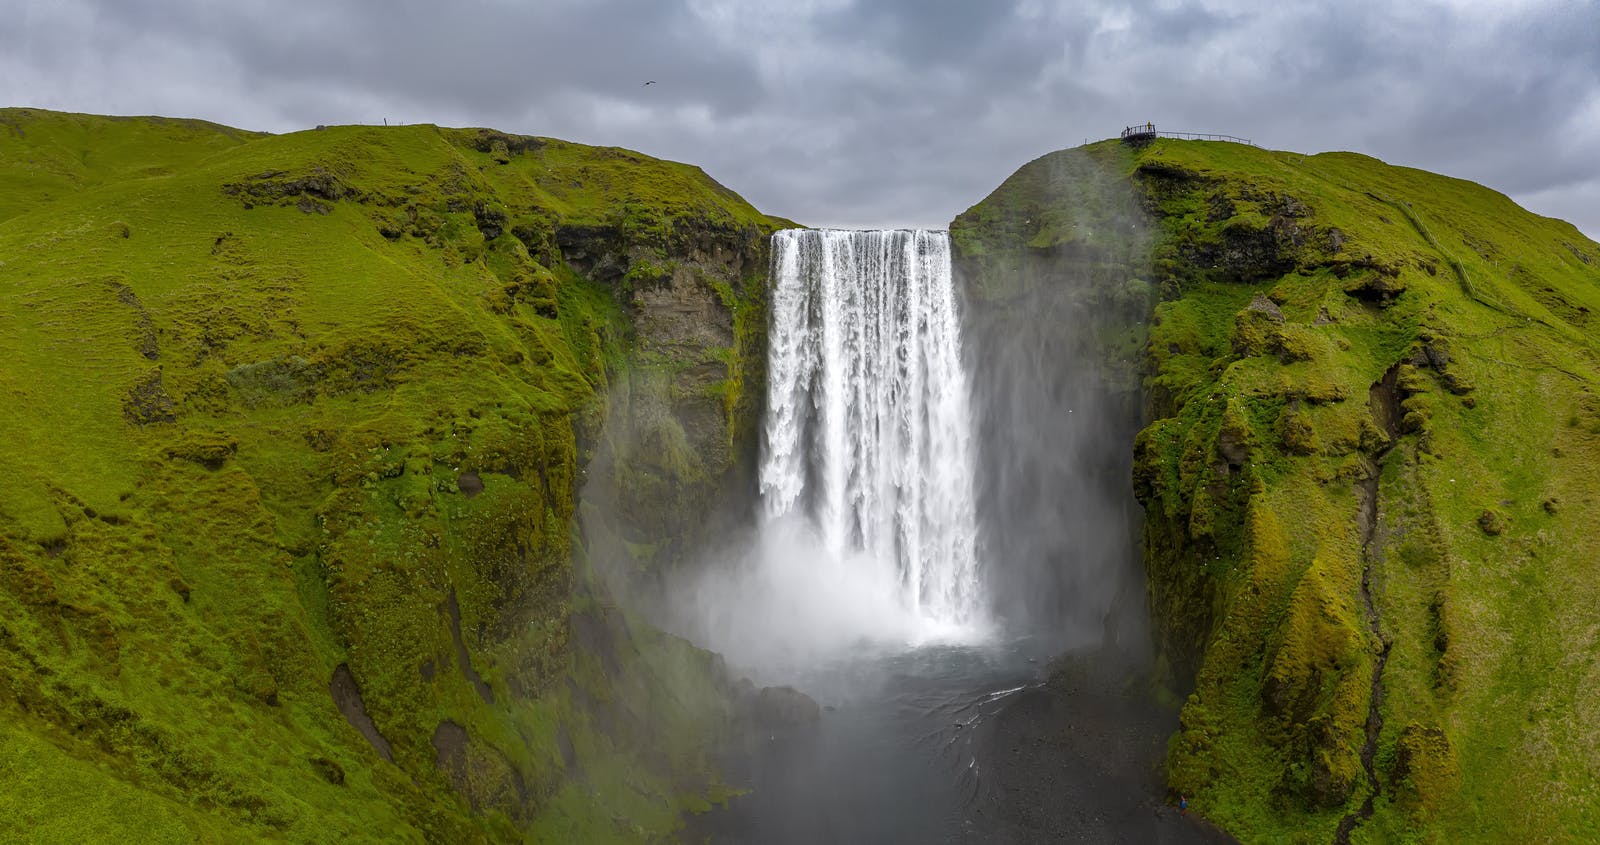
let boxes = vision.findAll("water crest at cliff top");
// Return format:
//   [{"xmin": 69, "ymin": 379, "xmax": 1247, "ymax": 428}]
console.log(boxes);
[{"xmin": 760, "ymin": 228, "xmax": 986, "ymax": 640}]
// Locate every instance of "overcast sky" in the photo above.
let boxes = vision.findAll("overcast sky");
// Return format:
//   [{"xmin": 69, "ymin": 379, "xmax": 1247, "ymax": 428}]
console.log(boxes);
[{"xmin": 4, "ymin": 0, "xmax": 1598, "ymax": 237}]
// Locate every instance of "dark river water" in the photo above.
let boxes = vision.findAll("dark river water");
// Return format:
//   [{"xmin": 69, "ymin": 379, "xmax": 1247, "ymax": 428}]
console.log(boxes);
[
  {"xmin": 688, "ymin": 630, "xmax": 1235, "ymax": 838},
  {"xmin": 687, "ymin": 632, "xmax": 1232, "ymax": 844},
  {"xmin": 698, "ymin": 637, "xmax": 1048, "ymax": 843}
]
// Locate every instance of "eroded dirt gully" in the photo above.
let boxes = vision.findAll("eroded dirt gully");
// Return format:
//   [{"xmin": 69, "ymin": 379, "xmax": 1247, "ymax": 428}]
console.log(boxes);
[{"xmin": 1335, "ymin": 364, "xmax": 1403, "ymax": 845}]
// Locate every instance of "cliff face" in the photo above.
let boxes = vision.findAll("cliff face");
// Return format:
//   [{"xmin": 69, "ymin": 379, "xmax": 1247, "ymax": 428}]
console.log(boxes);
[
  {"xmin": 571, "ymin": 209, "xmax": 775, "ymax": 585},
  {"xmin": 0, "ymin": 109, "xmax": 783, "ymax": 842},
  {"xmin": 954, "ymin": 139, "xmax": 1600, "ymax": 843},
  {"xmin": 950, "ymin": 143, "xmax": 1155, "ymax": 635}
]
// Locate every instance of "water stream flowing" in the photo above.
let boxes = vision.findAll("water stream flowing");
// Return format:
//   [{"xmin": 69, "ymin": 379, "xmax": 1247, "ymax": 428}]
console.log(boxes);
[{"xmin": 762, "ymin": 228, "xmax": 984, "ymax": 629}]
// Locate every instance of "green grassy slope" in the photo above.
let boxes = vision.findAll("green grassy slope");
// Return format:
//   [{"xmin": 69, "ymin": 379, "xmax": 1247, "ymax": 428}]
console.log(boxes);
[
  {"xmin": 954, "ymin": 139, "xmax": 1600, "ymax": 843},
  {"xmin": 0, "ymin": 109, "xmax": 784, "ymax": 842},
  {"xmin": 0, "ymin": 109, "xmax": 264, "ymax": 223}
]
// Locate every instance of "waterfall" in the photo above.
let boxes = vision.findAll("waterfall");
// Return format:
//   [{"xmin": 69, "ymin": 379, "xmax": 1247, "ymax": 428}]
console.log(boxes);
[{"xmin": 761, "ymin": 229, "xmax": 983, "ymax": 627}]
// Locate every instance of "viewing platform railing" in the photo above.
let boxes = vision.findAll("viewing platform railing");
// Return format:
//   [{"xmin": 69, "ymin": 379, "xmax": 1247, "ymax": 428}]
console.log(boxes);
[{"xmin": 1119, "ymin": 125, "xmax": 1255, "ymax": 146}]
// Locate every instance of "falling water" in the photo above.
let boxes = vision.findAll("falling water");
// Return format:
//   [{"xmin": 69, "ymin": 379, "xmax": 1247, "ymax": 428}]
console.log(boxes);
[{"xmin": 761, "ymin": 229, "xmax": 983, "ymax": 627}]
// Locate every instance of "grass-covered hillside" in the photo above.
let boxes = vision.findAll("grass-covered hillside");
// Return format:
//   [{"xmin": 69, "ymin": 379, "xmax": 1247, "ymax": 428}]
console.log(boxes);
[
  {"xmin": 0, "ymin": 108, "xmax": 786, "ymax": 843},
  {"xmin": 954, "ymin": 138, "xmax": 1600, "ymax": 843}
]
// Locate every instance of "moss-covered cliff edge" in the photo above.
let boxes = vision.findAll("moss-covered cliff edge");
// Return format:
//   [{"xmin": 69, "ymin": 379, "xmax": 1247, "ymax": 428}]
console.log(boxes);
[
  {"xmin": 953, "ymin": 139, "xmax": 1600, "ymax": 843},
  {"xmin": 0, "ymin": 109, "xmax": 786, "ymax": 842}
]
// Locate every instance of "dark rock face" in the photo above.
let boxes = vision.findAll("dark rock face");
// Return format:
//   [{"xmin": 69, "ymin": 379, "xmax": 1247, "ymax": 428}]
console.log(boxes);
[
  {"xmin": 738, "ymin": 684, "xmax": 821, "ymax": 730},
  {"xmin": 444, "ymin": 588, "xmax": 495, "ymax": 704},
  {"xmin": 1247, "ymin": 292, "xmax": 1284, "ymax": 322},
  {"xmin": 1215, "ymin": 426, "xmax": 1249, "ymax": 467},
  {"xmin": 330, "ymin": 663, "xmax": 394, "ymax": 762},
  {"xmin": 1139, "ymin": 164, "xmax": 1324, "ymax": 288},
  {"xmin": 223, "ymin": 168, "xmax": 350, "ymax": 210},
  {"xmin": 473, "ymin": 203, "xmax": 506, "ymax": 240},
  {"xmin": 431, "ymin": 719, "xmax": 530, "ymax": 818},
  {"xmin": 575, "ymin": 218, "xmax": 776, "ymax": 586},
  {"xmin": 110, "ymin": 279, "xmax": 160, "ymax": 360},
  {"xmin": 123, "ymin": 369, "xmax": 177, "ymax": 425}
]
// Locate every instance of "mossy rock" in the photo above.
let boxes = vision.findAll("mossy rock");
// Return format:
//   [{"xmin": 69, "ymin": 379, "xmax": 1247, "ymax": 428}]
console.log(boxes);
[
  {"xmin": 162, "ymin": 429, "xmax": 240, "ymax": 468},
  {"xmin": 1389, "ymin": 723, "xmax": 1460, "ymax": 819},
  {"xmin": 1276, "ymin": 407, "xmax": 1320, "ymax": 456}
]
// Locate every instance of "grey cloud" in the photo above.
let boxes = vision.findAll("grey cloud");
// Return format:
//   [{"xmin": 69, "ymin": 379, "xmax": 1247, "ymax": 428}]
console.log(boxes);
[
  {"xmin": 818, "ymin": 0, "xmax": 1028, "ymax": 67},
  {"xmin": 1, "ymin": 0, "xmax": 1596, "ymax": 237},
  {"xmin": 79, "ymin": 0, "xmax": 764, "ymax": 119}
]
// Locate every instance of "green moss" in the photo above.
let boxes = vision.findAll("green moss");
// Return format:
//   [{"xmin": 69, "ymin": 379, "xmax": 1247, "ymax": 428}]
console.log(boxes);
[
  {"xmin": 1147, "ymin": 141, "xmax": 1600, "ymax": 843},
  {"xmin": 958, "ymin": 136, "xmax": 1600, "ymax": 843},
  {"xmin": 0, "ymin": 109, "xmax": 778, "ymax": 842},
  {"xmin": 1276, "ymin": 406, "xmax": 1320, "ymax": 455},
  {"xmin": 1388, "ymin": 722, "xmax": 1460, "ymax": 820}
]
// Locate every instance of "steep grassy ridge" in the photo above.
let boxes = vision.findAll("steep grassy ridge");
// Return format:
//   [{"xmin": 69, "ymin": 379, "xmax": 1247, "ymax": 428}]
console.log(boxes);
[
  {"xmin": 0, "ymin": 109, "xmax": 783, "ymax": 842},
  {"xmin": 954, "ymin": 139, "xmax": 1600, "ymax": 843}
]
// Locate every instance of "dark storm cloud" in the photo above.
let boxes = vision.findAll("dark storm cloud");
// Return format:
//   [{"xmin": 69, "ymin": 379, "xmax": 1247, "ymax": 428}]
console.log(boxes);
[{"xmin": 2, "ymin": 0, "xmax": 1597, "ymax": 237}]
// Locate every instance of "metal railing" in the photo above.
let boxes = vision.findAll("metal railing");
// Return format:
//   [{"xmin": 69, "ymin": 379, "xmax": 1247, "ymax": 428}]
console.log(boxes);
[
  {"xmin": 1119, "ymin": 125, "xmax": 1255, "ymax": 146},
  {"xmin": 1157, "ymin": 130, "xmax": 1255, "ymax": 145}
]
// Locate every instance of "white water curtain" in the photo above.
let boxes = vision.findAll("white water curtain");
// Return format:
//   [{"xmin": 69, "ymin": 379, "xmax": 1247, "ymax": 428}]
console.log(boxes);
[{"xmin": 761, "ymin": 229, "xmax": 982, "ymax": 626}]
